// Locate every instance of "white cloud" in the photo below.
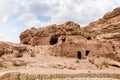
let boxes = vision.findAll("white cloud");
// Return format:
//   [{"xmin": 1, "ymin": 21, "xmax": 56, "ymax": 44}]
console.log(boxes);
[
  {"xmin": 48, "ymin": 0, "xmax": 120, "ymax": 25},
  {"xmin": 0, "ymin": 0, "xmax": 18, "ymax": 23},
  {"xmin": 16, "ymin": 13, "xmax": 38, "ymax": 24},
  {"xmin": 25, "ymin": 20, "xmax": 52, "ymax": 28},
  {"xmin": 18, "ymin": 0, "xmax": 120, "ymax": 26},
  {"xmin": 0, "ymin": 33, "xmax": 3, "ymax": 37},
  {"xmin": 0, "ymin": 24, "xmax": 19, "ymax": 43},
  {"xmin": 10, "ymin": 28, "xmax": 17, "ymax": 33}
]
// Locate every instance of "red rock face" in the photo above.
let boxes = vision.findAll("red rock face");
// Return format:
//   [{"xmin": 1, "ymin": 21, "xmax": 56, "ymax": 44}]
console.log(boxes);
[
  {"xmin": 20, "ymin": 21, "xmax": 83, "ymax": 46},
  {"xmin": 81, "ymin": 7, "xmax": 120, "ymax": 60},
  {"xmin": 19, "ymin": 7, "xmax": 120, "ymax": 60},
  {"xmin": 83, "ymin": 7, "xmax": 120, "ymax": 43},
  {"xmin": 0, "ymin": 42, "xmax": 27, "ymax": 56}
]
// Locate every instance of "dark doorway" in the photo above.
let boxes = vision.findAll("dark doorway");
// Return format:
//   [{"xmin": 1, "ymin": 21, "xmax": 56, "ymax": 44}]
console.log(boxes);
[
  {"xmin": 87, "ymin": 37, "xmax": 91, "ymax": 40},
  {"xmin": 77, "ymin": 51, "xmax": 82, "ymax": 59},
  {"xmin": 86, "ymin": 50, "xmax": 90, "ymax": 56},
  {"xmin": 50, "ymin": 35, "xmax": 58, "ymax": 45},
  {"xmin": 62, "ymin": 38, "xmax": 66, "ymax": 42}
]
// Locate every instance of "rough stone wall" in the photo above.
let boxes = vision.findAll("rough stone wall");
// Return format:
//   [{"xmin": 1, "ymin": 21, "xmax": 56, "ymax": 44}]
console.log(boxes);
[
  {"xmin": 0, "ymin": 42, "xmax": 27, "ymax": 56},
  {"xmin": 20, "ymin": 21, "xmax": 82, "ymax": 46},
  {"xmin": 83, "ymin": 7, "xmax": 120, "ymax": 43},
  {"xmin": 48, "ymin": 43, "xmax": 86, "ymax": 59},
  {"xmin": 85, "ymin": 42, "xmax": 114, "ymax": 56},
  {"xmin": 47, "ymin": 40, "xmax": 117, "ymax": 59}
]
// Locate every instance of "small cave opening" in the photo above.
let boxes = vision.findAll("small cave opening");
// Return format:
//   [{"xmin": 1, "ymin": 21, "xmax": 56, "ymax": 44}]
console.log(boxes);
[
  {"xmin": 62, "ymin": 38, "xmax": 66, "ymax": 42},
  {"xmin": 87, "ymin": 37, "xmax": 91, "ymax": 40},
  {"xmin": 77, "ymin": 51, "xmax": 82, "ymax": 59},
  {"xmin": 50, "ymin": 35, "xmax": 58, "ymax": 45},
  {"xmin": 86, "ymin": 50, "xmax": 90, "ymax": 56}
]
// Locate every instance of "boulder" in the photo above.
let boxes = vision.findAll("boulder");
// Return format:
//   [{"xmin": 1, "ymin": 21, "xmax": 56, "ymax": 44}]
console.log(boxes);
[{"xmin": 20, "ymin": 21, "xmax": 82, "ymax": 46}]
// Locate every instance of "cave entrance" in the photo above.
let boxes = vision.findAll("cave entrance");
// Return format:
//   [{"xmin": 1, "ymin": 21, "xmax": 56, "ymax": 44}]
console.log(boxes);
[
  {"xmin": 62, "ymin": 38, "xmax": 66, "ymax": 42},
  {"xmin": 77, "ymin": 51, "xmax": 82, "ymax": 59},
  {"xmin": 87, "ymin": 37, "xmax": 91, "ymax": 40},
  {"xmin": 50, "ymin": 35, "xmax": 58, "ymax": 45},
  {"xmin": 86, "ymin": 50, "xmax": 90, "ymax": 56}
]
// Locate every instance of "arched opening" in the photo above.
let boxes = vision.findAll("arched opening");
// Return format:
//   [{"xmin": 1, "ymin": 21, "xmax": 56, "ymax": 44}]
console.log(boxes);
[
  {"xmin": 87, "ymin": 37, "xmax": 91, "ymax": 40},
  {"xmin": 50, "ymin": 35, "xmax": 58, "ymax": 45},
  {"xmin": 62, "ymin": 38, "xmax": 66, "ymax": 42},
  {"xmin": 77, "ymin": 51, "xmax": 82, "ymax": 59},
  {"xmin": 86, "ymin": 50, "xmax": 90, "ymax": 56}
]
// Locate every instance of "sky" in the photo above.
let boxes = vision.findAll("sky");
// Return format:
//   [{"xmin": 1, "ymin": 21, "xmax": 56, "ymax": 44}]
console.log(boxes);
[{"xmin": 0, "ymin": 0, "xmax": 120, "ymax": 43}]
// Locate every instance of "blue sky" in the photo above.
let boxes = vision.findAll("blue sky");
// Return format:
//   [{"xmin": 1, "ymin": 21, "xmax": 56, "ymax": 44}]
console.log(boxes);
[{"xmin": 0, "ymin": 0, "xmax": 120, "ymax": 43}]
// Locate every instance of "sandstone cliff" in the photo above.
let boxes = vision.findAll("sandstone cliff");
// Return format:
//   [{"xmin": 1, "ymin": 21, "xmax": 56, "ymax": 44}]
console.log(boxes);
[
  {"xmin": 19, "ymin": 7, "xmax": 120, "ymax": 61},
  {"xmin": 83, "ymin": 7, "xmax": 120, "ymax": 43},
  {"xmin": 0, "ymin": 41, "xmax": 27, "ymax": 57},
  {"xmin": 20, "ymin": 21, "xmax": 92, "ymax": 46},
  {"xmin": 20, "ymin": 7, "xmax": 120, "ymax": 45}
]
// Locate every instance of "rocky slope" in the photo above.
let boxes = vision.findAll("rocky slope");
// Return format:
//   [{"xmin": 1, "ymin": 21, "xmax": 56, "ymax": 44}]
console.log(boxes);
[
  {"xmin": 82, "ymin": 7, "xmax": 120, "ymax": 60},
  {"xmin": 83, "ymin": 7, "xmax": 120, "ymax": 43},
  {"xmin": 0, "ymin": 41, "xmax": 27, "ymax": 57}
]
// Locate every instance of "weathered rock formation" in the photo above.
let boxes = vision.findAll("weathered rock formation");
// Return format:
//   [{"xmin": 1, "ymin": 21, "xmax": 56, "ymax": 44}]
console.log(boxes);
[
  {"xmin": 20, "ymin": 21, "xmax": 93, "ymax": 45},
  {"xmin": 20, "ymin": 21, "xmax": 94, "ymax": 59},
  {"xmin": 83, "ymin": 7, "xmax": 120, "ymax": 43},
  {"xmin": 0, "ymin": 41, "xmax": 43, "ymax": 57},
  {"xmin": 20, "ymin": 21, "xmax": 83, "ymax": 45},
  {"xmin": 0, "ymin": 41, "xmax": 27, "ymax": 57},
  {"xmin": 82, "ymin": 7, "xmax": 120, "ymax": 60},
  {"xmin": 19, "ymin": 7, "xmax": 120, "ymax": 60}
]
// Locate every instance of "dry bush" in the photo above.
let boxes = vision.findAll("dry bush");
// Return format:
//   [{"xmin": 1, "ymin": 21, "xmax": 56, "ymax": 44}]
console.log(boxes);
[
  {"xmin": 101, "ymin": 61, "xmax": 109, "ymax": 68},
  {"xmin": 89, "ymin": 59, "xmax": 94, "ymax": 64},
  {"xmin": 15, "ymin": 53, "xmax": 23, "ymax": 58},
  {"xmin": 76, "ymin": 59, "xmax": 80, "ymax": 63},
  {"xmin": 30, "ymin": 52, "xmax": 36, "ymax": 57}
]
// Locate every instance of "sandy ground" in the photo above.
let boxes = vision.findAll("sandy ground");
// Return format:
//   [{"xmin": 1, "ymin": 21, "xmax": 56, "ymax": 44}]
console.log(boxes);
[{"xmin": 0, "ymin": 51, "xmax": 120, "ymax": 79}]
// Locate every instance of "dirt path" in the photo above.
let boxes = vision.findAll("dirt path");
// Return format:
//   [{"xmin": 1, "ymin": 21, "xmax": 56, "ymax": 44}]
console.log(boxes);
[{"xmin": 0, "ymin": 68, "xmax": 120, "ymax": 80}]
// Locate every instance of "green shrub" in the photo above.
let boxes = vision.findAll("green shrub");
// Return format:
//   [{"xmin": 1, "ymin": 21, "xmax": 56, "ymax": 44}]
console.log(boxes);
[
  {"xmin": 95, "ymin": 64, "xmax": 99, "ymax": 68},
  {"xmin": 15, "ymin": 53, "xmax": 23, "ymax": 58},
  {"xmin": 96, "ymin": 55, "xmax": 100, "ymax": 58},
  {"xmin": 76, "ymin": 59, "xmax": 80, "ymax": 63},
  {"xmin": 89, "ymin": 59, "xmax": 94, "ymax": 64},
  {"xmin": 30, "ymin": 52, "xmax": 36, "ymax": 57},
  {"xmin": 101, "ymin": 61, "xmax": 109, "ymax": 68}
]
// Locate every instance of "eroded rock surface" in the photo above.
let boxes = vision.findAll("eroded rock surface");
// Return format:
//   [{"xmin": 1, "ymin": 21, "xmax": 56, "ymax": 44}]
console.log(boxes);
[
  {"xmin": 19, "ymin": 7, "xmax": 120, "ymax": 60},
  {"xmin": 83, "ymin": 7, "xmax": 120, "ymax": 43},
  {"xmin": 20, "ymin": 21, "xmax": 84, "ymax": 45},
  {"xmin": 0, "ymin": 42, "xmax": 27, "ymax": 57}
]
